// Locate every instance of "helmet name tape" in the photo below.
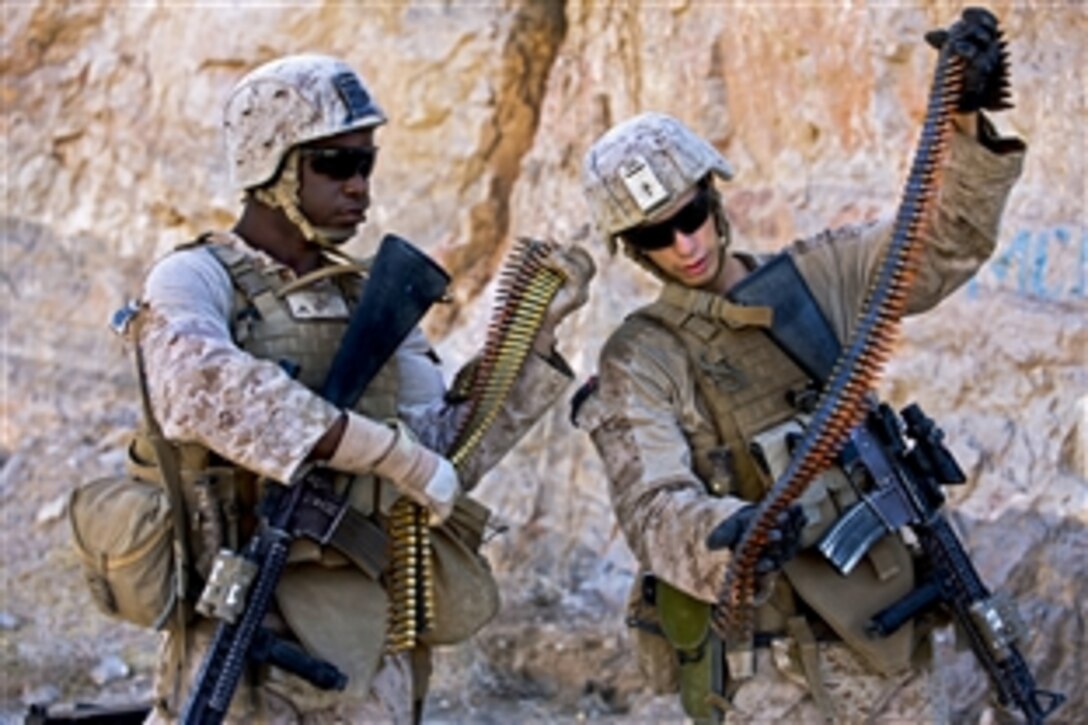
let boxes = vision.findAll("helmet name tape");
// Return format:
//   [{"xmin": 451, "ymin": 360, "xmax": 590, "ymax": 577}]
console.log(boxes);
[
  {"xmin": 620, "ymin": 156, "xmax": 670, "ymax": 215},
  {"xmin": 333, "ymin": 71, "xmax": 373, "ymax": 124}
]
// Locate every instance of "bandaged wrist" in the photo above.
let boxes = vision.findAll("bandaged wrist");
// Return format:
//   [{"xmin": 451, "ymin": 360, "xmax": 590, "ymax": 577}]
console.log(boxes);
[
  {"xmin": 372, "ymin": 422, "xmax": 461, "ymax": 524},
  {"xmin": 327, "ymin": 413, "xmax": 454, "ymax": 518},
  {"xmin": 327, "ymin": 411, "xmax": 399, "ymax": 474},
  {"xmin": 369, "ymin": 419, "xmax": 439, "ymax": 497}
]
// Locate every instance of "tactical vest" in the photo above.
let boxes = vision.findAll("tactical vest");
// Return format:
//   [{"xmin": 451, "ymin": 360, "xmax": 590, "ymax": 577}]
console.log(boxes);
[
  {"xmin": 635, "ymin": 280, "xmax": 918, "ymax": 676},
  {"xmin": 128, "ymin": 232, "xmax": 400, "ymax": 579}
]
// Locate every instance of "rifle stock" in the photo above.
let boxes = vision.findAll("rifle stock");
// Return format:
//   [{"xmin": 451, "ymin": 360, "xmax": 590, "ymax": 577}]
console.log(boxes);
[{"xmin": 181, "ymin": 234, "xmax": 449, "ymax": 725}]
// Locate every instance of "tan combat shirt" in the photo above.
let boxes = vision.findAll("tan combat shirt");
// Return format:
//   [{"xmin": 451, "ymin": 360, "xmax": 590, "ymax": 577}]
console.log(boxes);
[
  {"xmin": 138, "ymin": 235, "xmax": 572, "ymax": 489},
  {"xmin": 579, "ymin": 125, "xmax": 1026, "ymax": 604}
]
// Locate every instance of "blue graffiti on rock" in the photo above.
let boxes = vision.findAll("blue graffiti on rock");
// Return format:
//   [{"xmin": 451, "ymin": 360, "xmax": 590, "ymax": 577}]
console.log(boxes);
[{"xmin": 966, "ymin": 226, "xmax": 1087, "ymax": 301}]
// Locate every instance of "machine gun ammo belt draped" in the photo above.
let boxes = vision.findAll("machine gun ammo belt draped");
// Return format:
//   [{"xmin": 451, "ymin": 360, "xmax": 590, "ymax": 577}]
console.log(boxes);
[
  {"xmin": 710, "ymin": 15, "xmax": 1064, "ymax": 721},
  {"xmin": 713, "ymin": 29, "xmax": 967, "ymax": 677},
  {"xmin": 385, "ymin": 237, "xmax": 565, "ymax": 653}
]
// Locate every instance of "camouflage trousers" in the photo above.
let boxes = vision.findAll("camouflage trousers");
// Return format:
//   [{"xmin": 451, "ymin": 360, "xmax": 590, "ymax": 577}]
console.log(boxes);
[
  {"xmin": 145, "ymin": 617, "xmax": 414, "ymax": 724},
  {"xmin": 724, "ymin": 637, "xmax": 947, "ymax": 724}
]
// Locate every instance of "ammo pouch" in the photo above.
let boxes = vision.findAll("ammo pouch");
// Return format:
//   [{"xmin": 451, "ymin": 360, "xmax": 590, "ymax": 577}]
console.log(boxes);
[
  {"xmin": 351, "ymin": 476, "xmax": 500, "ymax": 646},
  {"xmin": 751, "ymin": 418, "xmax": 916, "ymax": 676},
  {"xmin": 126, "ymin": 433, "xmax": 243, "ymax": 581},
  {"xmin": 420, "ymin": 509, "xmax": 500, "ymax": 646}
]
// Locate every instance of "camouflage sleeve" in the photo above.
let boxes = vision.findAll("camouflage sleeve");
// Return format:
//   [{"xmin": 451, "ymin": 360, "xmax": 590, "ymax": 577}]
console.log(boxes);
[
  {"xmin": 790, "ymin": 121, "xmax": 1026, "ymax": 338},
  {"xmin": 397, "ymin": 344, "xmax": 573, "ymax": 490},
  {"xmin": 584, "ymin": 320, "xmax": 748, "ymax": 603},
  {"xmin": 139, "ymin": 248, "xmax": 340, "ymax": 483}
]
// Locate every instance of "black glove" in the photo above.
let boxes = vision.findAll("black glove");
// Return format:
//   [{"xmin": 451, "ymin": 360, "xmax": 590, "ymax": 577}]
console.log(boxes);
[
  {"xmin": 925, "ymin": 7, "xmax": 1012, "ymax": 112},
  {"xmin": 706, "ymin": 504, "xmax": 807, "ymax": 575}
]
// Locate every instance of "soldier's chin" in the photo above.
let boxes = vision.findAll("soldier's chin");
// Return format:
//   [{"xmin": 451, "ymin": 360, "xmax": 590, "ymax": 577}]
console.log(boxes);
[{"xmin": 315, "ymin": 226, "xmax": 357, "ymax": 245}]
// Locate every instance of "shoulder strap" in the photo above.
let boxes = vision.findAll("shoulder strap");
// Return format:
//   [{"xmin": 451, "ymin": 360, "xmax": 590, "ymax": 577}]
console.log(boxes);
[
  {"xmin": 658, "ymin": 283, "xmax": 774, "ymax": 330},
  {"xmin": 128, "ymin": 311, "xmax": 191, "ymax": 649},
  {"xmin": 202, "ymin": 233, "xmax": 368, "ymax": 311},
  {"xmin": 201, "ymin": 235, "xmax": 272, "ymax": 301}
]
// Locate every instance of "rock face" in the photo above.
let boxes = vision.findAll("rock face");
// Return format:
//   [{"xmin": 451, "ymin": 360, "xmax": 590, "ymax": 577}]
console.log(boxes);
[{"xmin": 2, "ymin": 1, "xmax": 1084, "ymax": 720}]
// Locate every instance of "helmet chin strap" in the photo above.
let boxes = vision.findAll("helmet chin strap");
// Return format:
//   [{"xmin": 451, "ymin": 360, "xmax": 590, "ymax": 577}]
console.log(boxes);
[
  {"xmin": 313, "ymin": 226, "xmax": 356, "ymax": 243},
  {"xmin": 706, "ymin": 190, "xmax": 733, "ymax": 286},
  {"xmin": 253, "ymin": 149, "xmax": 359, "ymax": 264}
]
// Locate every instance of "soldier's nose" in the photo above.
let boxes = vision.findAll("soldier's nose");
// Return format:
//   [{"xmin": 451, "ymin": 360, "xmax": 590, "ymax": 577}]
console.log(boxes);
[{"xmin": 672, "ymin": 230, "xmax": 698, "ymax": 256}]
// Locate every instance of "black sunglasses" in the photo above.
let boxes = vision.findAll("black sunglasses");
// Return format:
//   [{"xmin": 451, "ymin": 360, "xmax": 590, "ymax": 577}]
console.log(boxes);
[
  {"xmin": 301, "ymin": 146, "xmax": 379, "ymax": 181},
  {"xmin": 621, "ymin": 187, "xmax": 712, "ymax": 251}
]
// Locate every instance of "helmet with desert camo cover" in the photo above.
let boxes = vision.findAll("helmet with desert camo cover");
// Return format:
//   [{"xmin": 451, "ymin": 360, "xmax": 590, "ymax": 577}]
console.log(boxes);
[
  {"xmin": 224, "ymin": 53, "xmax": 386, "ymax": 191},
  {"xmin": 222, "ymin": 54, "xmax": 386, "ymax": 248},
  {"xmin": 581, "ymin": 112, "xmax": 734, "ymax": 251}
]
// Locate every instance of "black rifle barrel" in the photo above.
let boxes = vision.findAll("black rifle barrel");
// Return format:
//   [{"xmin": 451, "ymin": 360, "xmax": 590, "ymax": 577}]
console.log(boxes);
[
  {"xmin": 919, "ymin": 515, "xmax": 1064, "ymax": 724},
  {"xmin": 866, "ymin": 406, "xmax": 1065, "ymax": 724}
]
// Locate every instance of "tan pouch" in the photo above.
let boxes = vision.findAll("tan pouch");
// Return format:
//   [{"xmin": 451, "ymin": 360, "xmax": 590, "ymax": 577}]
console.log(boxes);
[
  {"xmin": 68, "ymin": 475, "xmax": 177, "ymax": 629},
  {"xmin": 421, "ymin": 523, "xmax": 500, "ymax": 645}
]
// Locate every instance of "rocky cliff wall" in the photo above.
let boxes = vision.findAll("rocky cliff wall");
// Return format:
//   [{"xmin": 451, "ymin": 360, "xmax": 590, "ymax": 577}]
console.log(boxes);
[{"xmin": 2, "ymin": 1, "xmax": 1084, "ymax": 720}]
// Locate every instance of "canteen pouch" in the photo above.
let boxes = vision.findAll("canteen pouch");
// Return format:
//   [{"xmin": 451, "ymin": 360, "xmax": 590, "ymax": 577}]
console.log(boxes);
[
  {"xmin": 656, "ymin": 579, "xmax": 717, "ymax": 720},
  {"xmin": 68, "ymin": 475, "xmax": 177, "ymax": 629},
  {"xmin": 625, "ymin": 574, "xmax": 681, "ymax": 695}
]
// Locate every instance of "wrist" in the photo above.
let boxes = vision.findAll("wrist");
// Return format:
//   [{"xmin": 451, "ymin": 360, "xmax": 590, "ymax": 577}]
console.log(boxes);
[
  {"xmin": 327, "ymin": 410, "xmax": 397, "ymax": 474},
  {"xmin": 974, "ymin": 112, "xmax": 1027, "ymax": 155},
  {"xmin": 951, "ymin": 111, "xmax": 979, "ymax": 139},
  {"xmin": 377, "ymin": 423, "xmax": 460, "ymax": 523},
  {"xmin": 422, "ymin": 459, "xmax": 459, "ymax": 524},
  {"xmin": 370, "ymin": 419, "xmax": 438, "ymax": 494},
  {"xmin": 533, "ymin": 339, "xmax": 572, "ymax": 376}
]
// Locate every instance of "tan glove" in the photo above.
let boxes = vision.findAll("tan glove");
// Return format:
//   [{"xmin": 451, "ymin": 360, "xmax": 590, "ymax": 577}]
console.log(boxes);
[
  {"xmin": 328, "ymin": 411, "xmax": 460, "ymax": 523},
  {"xmin": 533, "ymin": 243, "xmax": 596, "ymax": 355}
]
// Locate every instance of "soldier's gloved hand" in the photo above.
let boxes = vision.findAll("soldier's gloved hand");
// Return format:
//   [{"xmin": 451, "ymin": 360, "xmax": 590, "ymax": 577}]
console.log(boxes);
[
  {"xmin": 925, "ymin": 7, "xmax": 1012, "ymax": 112},
  {"xmin": 328, "ymin": 412, "xmax": 461, "ymax": 523},
  {"xmin": 533, "ymin": 241, "xmax": 596, "ymax": 356},
  {"xmin": 706, "ymin": 504, "xmax": 807, "ymax": 575}
]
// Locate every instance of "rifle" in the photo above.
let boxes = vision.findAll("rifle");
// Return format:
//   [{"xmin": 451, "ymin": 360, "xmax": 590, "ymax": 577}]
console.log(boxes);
[
  {"xmin": 25, "ymin": 701, "xmax": 152, "ymax": 724},
  {"xmin": 819, "ymin": 402, "xmax": 1065, "ymax": 724},
  {"xmin": 181, "ymin": 234, "xmax": 450, "ymax": 725},
  {"xmin": 728, "ymin": 245, "xmax": 1064, "ymax": 723}
]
